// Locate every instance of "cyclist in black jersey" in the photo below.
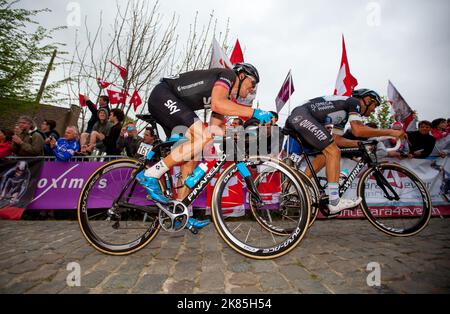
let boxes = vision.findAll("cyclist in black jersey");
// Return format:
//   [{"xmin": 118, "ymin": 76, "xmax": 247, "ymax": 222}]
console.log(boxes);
[
  {"xmin": 286, "ymin": 89, "xmax": 406, "ymax": 215},
  {"xmin": 137, "ymin": 63, "xmax": 273, "ymax": 229}
]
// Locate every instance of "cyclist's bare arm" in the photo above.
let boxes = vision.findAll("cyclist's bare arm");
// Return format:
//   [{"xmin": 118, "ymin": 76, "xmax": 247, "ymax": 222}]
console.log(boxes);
[
  {"xmin": 211, "ymin": 86, "xmax": 254, "ymax": 118},
  {"xmin": 333, "ymin": 134, "xmax": 360, "ymax": 148},
  {"xmin": 350, "ymin": 120, "xmax": 405, "ymax": 139}
]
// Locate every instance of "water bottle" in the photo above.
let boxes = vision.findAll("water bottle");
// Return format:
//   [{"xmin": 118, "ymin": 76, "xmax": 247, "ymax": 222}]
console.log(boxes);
[
  {"xmin": 185, "ymin": 163, "xmax": 209, "ymax": 189},
  {"xmin": 339, "ymin": 168, "xmax": 350, "ymax": 186}
]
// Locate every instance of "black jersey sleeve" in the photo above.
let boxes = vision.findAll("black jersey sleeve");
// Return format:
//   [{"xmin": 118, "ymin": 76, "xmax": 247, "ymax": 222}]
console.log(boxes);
[
  {"xmin": 214, "ymin": 69, "xmax": 237, "ymax": 93},
  {"xmin": 346, "ymin": 97, "xmax": 363, "ymax": 123}
]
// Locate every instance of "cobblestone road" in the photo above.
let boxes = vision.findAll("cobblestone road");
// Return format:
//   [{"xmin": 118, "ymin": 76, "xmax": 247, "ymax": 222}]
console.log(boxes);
[{"xmin": 0, "ymin": 218, "xmax": 449, "ymax": 294}]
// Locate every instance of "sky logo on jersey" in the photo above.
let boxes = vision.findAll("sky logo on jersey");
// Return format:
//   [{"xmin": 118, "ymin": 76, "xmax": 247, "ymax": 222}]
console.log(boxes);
[{"xmin": 164, "ymin": 99, "xmax": 181, "ymax": 115}]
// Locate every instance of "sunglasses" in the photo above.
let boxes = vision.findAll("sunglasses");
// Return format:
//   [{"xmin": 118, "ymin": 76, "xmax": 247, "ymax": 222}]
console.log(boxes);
[
  {"xmin": 246, "ymin": 75, "xmax": 257, "ymax": 88},
  {"xmin": 366, "ymin": 98, "xmax": 379, "ymax": 107}
]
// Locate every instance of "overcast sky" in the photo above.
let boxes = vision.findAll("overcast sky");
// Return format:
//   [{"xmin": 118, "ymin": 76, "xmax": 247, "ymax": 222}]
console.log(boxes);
[{"xmin": 18, "ymin": 0, "xmax": 450, "ymax": 123}]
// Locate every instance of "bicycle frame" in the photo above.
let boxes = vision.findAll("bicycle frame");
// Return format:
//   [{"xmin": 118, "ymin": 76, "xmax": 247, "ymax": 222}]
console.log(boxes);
[
  {"xmin": 139, "ymin": 137, "xmax": 260, "ymax": 210},
  {"xmin": 289, "ymin": 136, "xmax": 401, "ymax": 203}
]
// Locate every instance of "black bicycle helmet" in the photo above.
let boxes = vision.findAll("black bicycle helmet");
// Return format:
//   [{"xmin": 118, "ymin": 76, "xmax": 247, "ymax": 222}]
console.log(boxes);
[
  {"xmin": 352, "ymin": 89, "xmax": 382, "ymax": 106},
  {"xmin": 232, "ymin": 63, "xmax": 260, "ymax": 84}
]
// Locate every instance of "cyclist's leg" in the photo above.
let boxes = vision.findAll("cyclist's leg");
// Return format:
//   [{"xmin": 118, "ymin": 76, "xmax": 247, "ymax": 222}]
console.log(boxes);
[
  {"xmin": 287, "ymin": 107, "xmax": 360, "ymax": 213},
  {"xmin": 144, "ymin": 83, "xmax": 211, "ymax": 228},
  {"xmin": 169, "ymin": 121, "xmax": 211, "ymax": 200},
  {"xmin": 139, "ymin": 82, "xmax": 200, "ymax": 203},
  {"xmin": 322, "ymin": 142, "xmax": 361, "ymax": 212},
  {"xmin": 287, "ymin": 107, "xmax": 334, "ymax": 177},
  {"xmin": 304, "ymin": 153, "xmax": 326, "ymax": 178}
]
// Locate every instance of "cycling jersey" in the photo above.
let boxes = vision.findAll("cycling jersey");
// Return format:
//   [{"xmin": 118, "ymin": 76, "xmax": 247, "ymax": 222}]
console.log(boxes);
[
  {"xmin": 148, "ymin": 68, "xmax": 237, "ymax": 135},
  {"xmin": 302, "ymin": 96, "xmax": 363, "ymax": 135},
  {"xmin": 286, "ymin": 96, "xmax": 363, "ymax": 150}
]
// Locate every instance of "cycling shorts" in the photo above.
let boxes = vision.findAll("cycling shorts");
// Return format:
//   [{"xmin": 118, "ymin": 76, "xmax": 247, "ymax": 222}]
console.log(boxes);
[
  {"xmin": 286, "ymin": 106, "xmax": 334, "ymax": 151},
  {"xmin": 148, "ymin": 82, "xmax": 199, "ymax": 136}
]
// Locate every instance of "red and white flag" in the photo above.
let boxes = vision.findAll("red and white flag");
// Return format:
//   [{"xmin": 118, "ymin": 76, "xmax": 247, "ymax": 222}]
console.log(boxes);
[
  {"xmin": 109, "ymin": 60, "xmax": 128, "ymax": 80},
  {"xmin": 209, "ymin": 38, "xmax": 232, "ymax": 69},
  {"xmin": 79, "ymin": 94, "xmax": 87, "ymax": 107},
  {"xmin": 275, "ymin": 70, "xmax": 295, "ymax": 113},
  {"xmin": 387, "ymin": 80, "xmax": 416, "ymax": 131},
  {"xmin": 97, "ymin": 78, "xmax": 111, "ymax": 89},
  {"xmin": 130, "ymin": 90, "xmax": 142, "ymax": 111},
  {"xmin": 334, "ymin": 35, "xmax": 358, "ymax": 96},
  {"xmin": 107, "ymin": 89, "xmax": 127, "ymax": 105},
  {"xmin": 230, "ymin": 39, "xmax": 244, "ymax": 65}
]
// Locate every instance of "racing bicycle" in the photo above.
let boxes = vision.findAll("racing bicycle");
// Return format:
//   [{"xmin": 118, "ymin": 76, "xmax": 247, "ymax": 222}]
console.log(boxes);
[
  {"xmin": 77, "ymin": 114, "xmax": 311, "ymax": 259},
  {"xmin": 253, "ymin": 127, "xmax": 432, "ymax": 237}
]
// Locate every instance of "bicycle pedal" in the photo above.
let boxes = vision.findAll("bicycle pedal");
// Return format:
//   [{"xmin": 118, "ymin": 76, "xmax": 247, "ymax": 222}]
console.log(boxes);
[{"xmin": 189, "ymin": 227, "xmax": 199, "ymax": 235}]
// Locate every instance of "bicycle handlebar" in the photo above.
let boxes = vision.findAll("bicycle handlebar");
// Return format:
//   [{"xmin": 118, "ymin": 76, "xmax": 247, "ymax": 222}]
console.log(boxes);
[{"xmin": 371, "ymin": 136, "xmax": 402, "ymax": 153}]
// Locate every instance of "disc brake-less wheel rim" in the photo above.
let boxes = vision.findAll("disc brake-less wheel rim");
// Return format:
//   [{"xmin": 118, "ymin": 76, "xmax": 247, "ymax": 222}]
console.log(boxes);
[
  {"xmin": 78, "ymin": 159, "xmax": 161, "ymax": 255},
  {"xmin": 212, "ymin": 157, "xmax": 310, "ymax": 259},
  {"xmin": 358, "ymin": 163, "xmax": 432, "ymax": 236}
]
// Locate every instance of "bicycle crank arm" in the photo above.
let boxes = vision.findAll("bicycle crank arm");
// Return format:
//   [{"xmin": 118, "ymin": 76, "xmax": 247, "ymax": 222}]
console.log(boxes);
[{"xmin": 155, "ymin": 203, "xmax": 178, "ymax": 220}]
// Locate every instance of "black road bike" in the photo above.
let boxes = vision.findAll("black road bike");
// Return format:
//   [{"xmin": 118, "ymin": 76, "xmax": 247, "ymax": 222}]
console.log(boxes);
[
  {"xmin": 255, "ymin": 127, "xmax": 432, "ymax": 237},
  {"xmin": 77, "ymin": 115, "xmax": 311, "ymax": 259}
]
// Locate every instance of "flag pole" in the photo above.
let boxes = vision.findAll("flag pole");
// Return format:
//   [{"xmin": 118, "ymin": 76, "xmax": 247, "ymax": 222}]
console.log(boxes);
[
  {"xmin": 287, "ymin": 70, "xmax": 292, "ymax": 157},
  {"xmin": 288, "ymin": 70, "xmax": 292, "ymax": 116}
]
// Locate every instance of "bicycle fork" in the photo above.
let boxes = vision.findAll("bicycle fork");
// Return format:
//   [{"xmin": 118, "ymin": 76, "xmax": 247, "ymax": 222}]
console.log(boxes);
[
  {"xmin": 236, "ymin": 162, "xmax": 263, "ymax": 206},
  {"xmin": 372, "ymin": 168, "xmax": 401, "ymax": 201}
]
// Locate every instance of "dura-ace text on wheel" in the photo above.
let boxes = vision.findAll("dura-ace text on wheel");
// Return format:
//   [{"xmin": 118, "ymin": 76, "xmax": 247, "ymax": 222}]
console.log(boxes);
[{"xmin": 211, "ymin": 156, "xmax": 311, "ymax": 259}]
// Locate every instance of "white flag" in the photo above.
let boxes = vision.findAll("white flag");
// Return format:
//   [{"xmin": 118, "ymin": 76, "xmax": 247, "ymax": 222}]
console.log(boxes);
[{"xmin": 209, "ymin": 38, "xmax": 232, "ymax": 69}]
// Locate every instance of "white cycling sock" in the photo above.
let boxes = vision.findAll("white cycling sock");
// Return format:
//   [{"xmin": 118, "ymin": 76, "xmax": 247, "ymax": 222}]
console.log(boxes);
[
  {"xmin": 327, "ymin": 182, "xmax": 340, "ymax": 206},
  {"xmin": 144, "ymin": 160, "xmax": 169, "ymax": 179}
]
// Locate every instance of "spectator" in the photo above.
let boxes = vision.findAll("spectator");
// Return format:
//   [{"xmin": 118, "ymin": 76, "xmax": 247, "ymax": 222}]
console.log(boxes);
[
  {"xmin": 407, "ymin": 120, "xmax": 439, "ymax": 159},
  {"xmin": 231, "ymin": 118, "xmax": 244, "ymax": 128},
  {"xmin": 85, "ymin": 95, "xmax": 110, "ymax": 134},
  {"xmin": 143, "ymin": 127, "xmax": 157, "ymax": 146},
  {"xmin": 104, "ymin": 108, "xmax": 125, "ymax": 155},
  {"xmin": 11, "ymin": 116, "xmax": 44, "ymax": 156},
  {"xmin": 117, "ymin": 122, "xmax": 143, "ymax": 157},
  {"xmin": 0, "ymin": 129, "xmax": 14, "ymax": 158},
  {"xmin": 81, "ymin": 108, "xmax": 112, "ymax": 154},
  {"xmin": 40, "ymin": 119, "xmax": 60, "ymax": 140},
  {"xmin": 447, "ymin": 118, "xmax": 450, "ymax": 133},
  {"xmin": 41, "ymin": 119, "xmax": 60, "ymax": 156},
  {"xmin": 431, "ymin": 118, "xmax": 449, "ymax": 141},
  {"xmin": 269, "ymin": 111, "xmax": 279, "ymax": 126},
  {"xmin": 48, "ymin": 126, "xmax": 81, "ymax": 161}
]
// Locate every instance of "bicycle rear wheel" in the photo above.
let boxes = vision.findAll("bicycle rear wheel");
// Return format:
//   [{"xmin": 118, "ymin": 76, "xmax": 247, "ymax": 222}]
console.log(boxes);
[
  {"xmin": 78, "ymin": 159, "xmax": 161, "ymax": 255},
  {"xmin": 357, "ymin": 162, "xmax": 432, "ymax": 236},
  {"xmin": 211, "ymin": 156, "xmax": 310, "ymax": 259}
]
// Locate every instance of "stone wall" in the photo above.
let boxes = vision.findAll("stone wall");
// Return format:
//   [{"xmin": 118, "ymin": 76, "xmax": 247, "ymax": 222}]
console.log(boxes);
[{"xmin": 0, "ymin": 103, "xmax": 81, "ymax": 135}]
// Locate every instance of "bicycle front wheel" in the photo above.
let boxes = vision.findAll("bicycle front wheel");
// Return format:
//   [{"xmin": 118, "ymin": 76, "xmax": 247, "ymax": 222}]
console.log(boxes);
[
  {"xmin": 78, "ymin": 159, "xmax": 161, "ymax": 255},
  {"xmin": 211, "ymin": 156, "xmax": 310, "ymax": 259},
  {"xmin": 357, "ymin": 162, "xmax": 432, "ymax": 236}
]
